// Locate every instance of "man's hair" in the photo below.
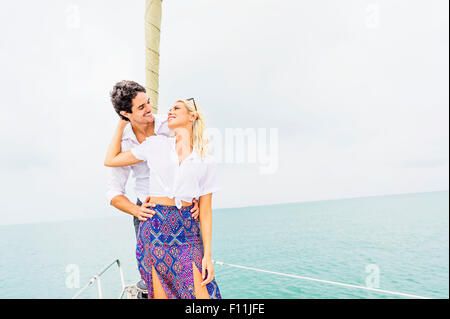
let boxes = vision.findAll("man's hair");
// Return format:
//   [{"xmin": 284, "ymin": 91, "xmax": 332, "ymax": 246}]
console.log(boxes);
[{"xmin": 110, "ymin": 80, "xmax": 146, "ymax": 121}]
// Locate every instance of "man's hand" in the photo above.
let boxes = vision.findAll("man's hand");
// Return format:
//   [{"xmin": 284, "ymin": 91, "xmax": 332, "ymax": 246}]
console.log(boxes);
[
  {"xmin": 190, "ymin": 198, "xmax": 200, "ymax": 221},
  {"xmin": 133, "ymin": 196, "xmax": 157, "ymax": 222}
]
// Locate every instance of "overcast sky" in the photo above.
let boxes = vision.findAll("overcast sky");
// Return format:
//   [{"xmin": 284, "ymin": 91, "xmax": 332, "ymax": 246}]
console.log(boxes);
[{"xmin": 0, "ymin": 0, "xmax": 448, "ymax": 225}]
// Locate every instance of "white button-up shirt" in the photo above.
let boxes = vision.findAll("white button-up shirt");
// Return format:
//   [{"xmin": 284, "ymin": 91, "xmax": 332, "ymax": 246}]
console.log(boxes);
[
  {"xmin": 131, "ymin": 135, "xmax": 220, "ymax": 209},
  {"xmin": 106, "ymin": 113, "xmax": 172, "ymax": 203}
]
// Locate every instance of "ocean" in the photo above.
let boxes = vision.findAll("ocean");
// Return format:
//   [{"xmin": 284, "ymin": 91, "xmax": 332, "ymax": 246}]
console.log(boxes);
[{"xmin": 0, "ymin": 191, "xmax": 448, "ymax": 299}]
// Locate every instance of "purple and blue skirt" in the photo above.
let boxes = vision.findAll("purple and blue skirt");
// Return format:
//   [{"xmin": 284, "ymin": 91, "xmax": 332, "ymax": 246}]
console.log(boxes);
[{"xmin": 136, "ymin": 204, "xmax": 221, "ymax": 299}]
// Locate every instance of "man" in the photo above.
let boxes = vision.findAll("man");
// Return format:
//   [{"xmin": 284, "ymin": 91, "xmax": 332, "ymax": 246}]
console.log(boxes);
[{"xmin": 106, "ymin": 80, "xmax": 200, "ymax": 296}]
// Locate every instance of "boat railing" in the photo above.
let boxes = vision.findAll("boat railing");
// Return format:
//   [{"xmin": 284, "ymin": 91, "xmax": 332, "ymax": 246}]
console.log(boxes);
[
  {"xmin": 72, "ymin": 259, "xmax": 130, "ymax": 299},
  {"xmin": 72, "ymin": 258, "xmax": 432, "ymax": 299}
]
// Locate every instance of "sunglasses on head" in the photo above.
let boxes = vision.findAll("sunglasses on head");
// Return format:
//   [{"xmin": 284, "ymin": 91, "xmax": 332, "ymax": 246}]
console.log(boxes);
[{"xmin": 186, "ymin": 98, "xmax": 197, "ymax": 111}]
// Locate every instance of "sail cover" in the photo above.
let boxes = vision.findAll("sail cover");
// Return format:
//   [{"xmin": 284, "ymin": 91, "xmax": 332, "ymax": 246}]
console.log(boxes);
[{"xmin": 145, "ymin": 0, "xmax": 162, "ymax": 113}]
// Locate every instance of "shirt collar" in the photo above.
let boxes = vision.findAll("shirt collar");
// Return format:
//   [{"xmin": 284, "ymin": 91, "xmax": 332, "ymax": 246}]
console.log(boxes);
[
  {"xmin": 122, "ymin": 124, "xmax": 138, "ymax": 143},
  {"xmin": 186, "ymin": 146, "xmax": 201, "ymax": 162},
  {"xmin": 169, "ymin": 137, "xmax": 201, "ymax": 162}
]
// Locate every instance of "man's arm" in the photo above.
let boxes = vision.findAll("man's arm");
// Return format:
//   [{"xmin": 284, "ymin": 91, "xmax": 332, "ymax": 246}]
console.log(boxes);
[
  {"xmin": 106, "ymin": 166, "xmax": 155, "ymax": 221},
  {"xmin": 104, "ymin": 120, "xmax": 142, "ymax": 167},
  {"xmin": 106, "ymin": 165, "xmax": 131, "ymax": 205},
  {"xmin": 111, "ymin": 195, "xmax": 155, "ymax": 222}
]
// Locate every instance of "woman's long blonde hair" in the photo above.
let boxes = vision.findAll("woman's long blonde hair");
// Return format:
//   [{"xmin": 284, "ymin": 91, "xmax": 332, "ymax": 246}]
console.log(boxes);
[{"xmin": 176, "ymin": 99, "xmax": 210, "ymax": 158}]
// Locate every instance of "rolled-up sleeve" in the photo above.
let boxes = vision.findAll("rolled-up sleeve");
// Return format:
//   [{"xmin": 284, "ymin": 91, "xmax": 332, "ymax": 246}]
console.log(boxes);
[
  {"xmin": 198, "ymin": 158, "xmax": 221, "ymax": 197},
  {"xmin": 106, "ymin": 166, "xmax": 131, "ymax": 204}
]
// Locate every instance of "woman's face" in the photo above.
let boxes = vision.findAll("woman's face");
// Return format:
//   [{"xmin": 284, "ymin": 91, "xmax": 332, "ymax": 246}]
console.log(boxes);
[{"xmin": 168, "ymin": 101, "xmax": 194, "ymax": 130}]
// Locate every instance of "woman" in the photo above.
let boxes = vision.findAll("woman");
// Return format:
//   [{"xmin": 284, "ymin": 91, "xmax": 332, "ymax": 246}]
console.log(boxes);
[{"xmin": 104, "ymin": 98, "xmax": 221, "ymax": 299}]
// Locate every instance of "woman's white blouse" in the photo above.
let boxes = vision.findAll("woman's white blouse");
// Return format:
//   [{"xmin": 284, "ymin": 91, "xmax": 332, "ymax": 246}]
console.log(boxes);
[{"xmin": 131, "ymin": 135, "xmax": 220, "ymax": 209}]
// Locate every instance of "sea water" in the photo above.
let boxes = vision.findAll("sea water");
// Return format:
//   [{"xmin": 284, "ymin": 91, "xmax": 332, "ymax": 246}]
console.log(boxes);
[{"xmin": 0, "ymin": 191, "xmax": 448, "ymax": 299}]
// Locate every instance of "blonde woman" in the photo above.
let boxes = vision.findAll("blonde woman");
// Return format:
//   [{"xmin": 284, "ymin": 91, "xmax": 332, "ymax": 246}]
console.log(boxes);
[{"xmin": 104, "ymin": 98, "xmax": 221, "ymax": 299}]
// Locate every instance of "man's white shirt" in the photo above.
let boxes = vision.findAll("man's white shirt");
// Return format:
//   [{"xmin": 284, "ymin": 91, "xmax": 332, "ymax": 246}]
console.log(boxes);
[{"xmin": 106, "ymin": 113, "xmax": 171, "ymax": 203}]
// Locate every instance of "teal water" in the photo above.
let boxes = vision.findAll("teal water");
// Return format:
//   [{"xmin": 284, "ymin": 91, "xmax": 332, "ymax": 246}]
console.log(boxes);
[{"xmin": 0, "ymin": 191, "xmax": 448, "ymax": 299}]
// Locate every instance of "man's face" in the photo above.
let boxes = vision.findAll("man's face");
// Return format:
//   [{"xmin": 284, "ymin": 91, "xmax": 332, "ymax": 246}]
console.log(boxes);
[{"xmin": 122, "ymin": 91, "xmax": 154, "ymax": 124}]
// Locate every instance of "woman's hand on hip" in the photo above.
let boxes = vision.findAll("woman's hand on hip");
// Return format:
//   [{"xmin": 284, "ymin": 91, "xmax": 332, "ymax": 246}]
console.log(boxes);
[{"xmin": 190, "ymin": 198, "xmax": 200, "ymax": 221}]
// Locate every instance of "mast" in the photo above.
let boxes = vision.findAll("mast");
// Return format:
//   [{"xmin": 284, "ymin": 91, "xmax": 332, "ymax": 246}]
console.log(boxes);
[{"xmin": 145, "ymin": 0, "xmax": 163, "ymax": 113}]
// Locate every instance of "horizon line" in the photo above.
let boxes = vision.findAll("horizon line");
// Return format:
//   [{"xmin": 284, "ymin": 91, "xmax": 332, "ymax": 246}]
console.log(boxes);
[
  {"xmin": 214, "ymin": 189, "xmax": 450, "ymax": 211},
  {"xmin": 1, "ymin": 189, "xmax": 448, "ymax": 227}
]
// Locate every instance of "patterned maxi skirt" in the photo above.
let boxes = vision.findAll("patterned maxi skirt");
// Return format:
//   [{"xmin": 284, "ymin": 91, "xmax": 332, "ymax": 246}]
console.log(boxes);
[{"xmin": 136, "ymin": 204, "xmax": 222, "ymax": 299}]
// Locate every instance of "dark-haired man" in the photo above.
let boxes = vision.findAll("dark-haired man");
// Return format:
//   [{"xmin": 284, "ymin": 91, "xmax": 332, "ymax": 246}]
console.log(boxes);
[{"xmin": 106, "ymin": 80, "xmax": 200, "ymax": 296}]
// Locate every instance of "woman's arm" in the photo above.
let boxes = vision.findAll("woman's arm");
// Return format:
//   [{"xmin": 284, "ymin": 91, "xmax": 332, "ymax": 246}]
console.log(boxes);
[
  {"xmin": 104, "ymin": 120, "xmax": 142, "ymax": 167},
  {"xmin": 199, "ymin": 193, "xmax": 214, "ymax": 286}
]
